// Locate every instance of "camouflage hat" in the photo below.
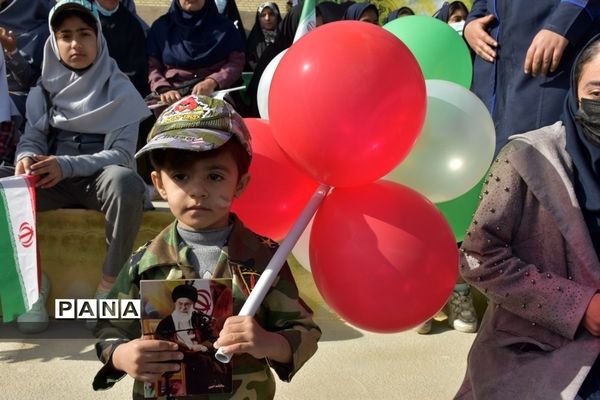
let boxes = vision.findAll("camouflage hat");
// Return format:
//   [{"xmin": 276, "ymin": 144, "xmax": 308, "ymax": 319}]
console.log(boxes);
[{"xmin": 135, "ymin": 95, "xmax": 252, "ymax": 159}]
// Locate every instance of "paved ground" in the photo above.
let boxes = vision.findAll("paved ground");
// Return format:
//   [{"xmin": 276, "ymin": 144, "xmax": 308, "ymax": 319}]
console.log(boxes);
[
  {"xmin": 0, "ymin": 314, "xmax": 475, "ymax": 400},
  {"xmin": 0, "ymin": 263, "xmax": 476, "ymax": 399}
]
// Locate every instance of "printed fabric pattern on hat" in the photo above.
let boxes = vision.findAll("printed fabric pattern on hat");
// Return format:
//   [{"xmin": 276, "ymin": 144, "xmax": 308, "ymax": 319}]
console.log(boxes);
[{"xmin": 137, "ymin": 95, "xmax": 252, "ymax": 157}]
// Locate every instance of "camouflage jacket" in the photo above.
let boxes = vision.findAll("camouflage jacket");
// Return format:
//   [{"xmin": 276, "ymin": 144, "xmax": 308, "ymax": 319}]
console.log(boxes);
[{"xmin": 93, "ymin": 215, "xmax": 321, "ymax": 399}]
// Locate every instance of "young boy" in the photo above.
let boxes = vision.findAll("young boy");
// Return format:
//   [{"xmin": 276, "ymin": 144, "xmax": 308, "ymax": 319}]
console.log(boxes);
[{"xmin": 93, "ymin": 94, "xmax": 321, "ymax": 399}]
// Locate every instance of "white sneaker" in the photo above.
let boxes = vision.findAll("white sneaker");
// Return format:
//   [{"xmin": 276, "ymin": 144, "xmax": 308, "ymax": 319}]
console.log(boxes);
[
  {"xmin": 17, "ymin": 273, "xmax": 50, "ymax": 334},
  {"xmin": 415, "ymin": 319, "xmax": 432, "ymax": 334},
  {"xmin": 447, "ymin": 289, "xmax": 478, "ymax": 333}
]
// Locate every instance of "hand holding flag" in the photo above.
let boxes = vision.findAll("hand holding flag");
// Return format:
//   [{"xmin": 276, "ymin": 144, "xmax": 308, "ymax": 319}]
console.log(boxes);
[{"xmin": 0, "ymin": 174, "xmax": 39, "ymax": 322}]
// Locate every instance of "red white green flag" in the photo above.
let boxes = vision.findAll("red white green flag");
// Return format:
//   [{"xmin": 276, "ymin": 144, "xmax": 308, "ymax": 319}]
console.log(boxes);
[
  {"xmin": 293, "ymin": 0, "xmax": 317, "ymax": 43},
  {"xmin": 0, "ymin": 175, "xmax": 39, "ymax": 322}
]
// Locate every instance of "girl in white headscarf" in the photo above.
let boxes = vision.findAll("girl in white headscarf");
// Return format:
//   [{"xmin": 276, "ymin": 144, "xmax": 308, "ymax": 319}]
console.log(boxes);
[{"xmin": 3, "ymin": 0, "xmax": 151, "ymax": 333}]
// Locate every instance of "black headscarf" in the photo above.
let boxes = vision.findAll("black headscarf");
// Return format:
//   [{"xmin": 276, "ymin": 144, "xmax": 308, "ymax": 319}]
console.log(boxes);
[
  {"xmin": 121, "ymin": 0, "xmax": 150, "ymax": 32},
  {"xmin": 99, "ymin": 5, "xmax": 149, "ymax": 96},
  {"xmin": 318, "ymin": 1, "xmax": 351, "ymax": 24},
  {"xmin": 245, "ymin": 2, "xmax": 303, "ymax": 116},
  {"xmin": 222, "ymin": 0, "xmax": 247, "ymax": 43},
  {"xmin": 274, "ymin": 2, "xmax": 303, "ymax": 51},
  {"xmin": 246, "ymin": 2, "xmax": 281, "ymax": 71},
  {"xmin": 385, "ymin": 7, "xmax": 414, "ymax": 23},
  {"xmin": 433, "ymin": 2, "xmax": 450, "ymax": 22},
  {"xmin": 342, "ymin": 2, "xmax": 379, "ymax": 21},
  {"xmin": 564, "ymin": 34, "xmax": 600, "ymax": 255},
  {"xmin": 147, "ymin": 0, "xmax": 245, "ymax": 68}
]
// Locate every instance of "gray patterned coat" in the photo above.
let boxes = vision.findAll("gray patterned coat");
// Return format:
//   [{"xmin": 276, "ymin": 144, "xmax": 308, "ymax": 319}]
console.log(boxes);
[{"xmin": 456, "ymin": 122, "xmax": 600, "ymax": 399}]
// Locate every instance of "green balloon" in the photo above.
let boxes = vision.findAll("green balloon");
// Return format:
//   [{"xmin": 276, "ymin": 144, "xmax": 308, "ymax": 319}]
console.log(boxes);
[
  {"xmin": 436, "ymin": 178, "xmax": 484, "ymax": 242},
  {"xmin": 384, "ymin": 15, "xmax": 473, "ymax": 88}
]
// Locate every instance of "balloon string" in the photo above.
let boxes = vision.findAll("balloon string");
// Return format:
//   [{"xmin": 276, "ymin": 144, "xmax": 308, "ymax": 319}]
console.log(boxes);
[{"xmin": 215, "ymin": 183, "xmax": 331, "ymax": 363}]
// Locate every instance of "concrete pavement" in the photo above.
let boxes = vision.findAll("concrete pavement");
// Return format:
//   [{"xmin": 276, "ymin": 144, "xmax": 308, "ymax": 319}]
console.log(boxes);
[{"xmin": 0, "ymin": 263, "xmax": 476, "ymax": 399}]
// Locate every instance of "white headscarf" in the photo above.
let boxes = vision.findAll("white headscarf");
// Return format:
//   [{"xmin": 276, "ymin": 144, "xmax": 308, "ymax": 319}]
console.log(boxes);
[{"xmin": 26, "ymin": 2, "xmax": 150, "ymax": 135}]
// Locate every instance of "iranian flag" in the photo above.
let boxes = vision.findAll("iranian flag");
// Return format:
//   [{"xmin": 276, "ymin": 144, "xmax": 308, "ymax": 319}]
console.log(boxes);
[
  {"xmin": 293, "ymin": 0, "xmax": 317, "ymax": 43},
  {"xmin": 0, "ymin": 175, "xmax": 39, "ymax": 322}
]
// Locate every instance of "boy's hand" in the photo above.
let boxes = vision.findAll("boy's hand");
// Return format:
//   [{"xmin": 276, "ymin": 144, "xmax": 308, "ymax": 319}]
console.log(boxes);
[
  {"xmin": 214, "ymin": 316, "xmax": 292, "ymax": 364},
  {"xmin": 111, "ymin": 339, "xmax": 183, "ymax": 382}
]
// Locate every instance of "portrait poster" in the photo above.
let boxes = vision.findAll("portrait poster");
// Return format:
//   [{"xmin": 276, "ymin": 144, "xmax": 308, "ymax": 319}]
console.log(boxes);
[{"xmin": 140, "ymin": 279, "xmax": 233, "ymax": 398}]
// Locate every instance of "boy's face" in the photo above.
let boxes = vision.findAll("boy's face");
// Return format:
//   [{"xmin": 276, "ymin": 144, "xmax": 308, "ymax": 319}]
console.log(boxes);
[{"xmin": 151, "ymin": 151, "xmax": 249, "ymax": 231}]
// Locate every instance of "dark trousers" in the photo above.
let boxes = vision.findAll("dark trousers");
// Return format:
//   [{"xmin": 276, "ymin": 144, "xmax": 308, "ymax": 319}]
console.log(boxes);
[{"xmin": 0, "ymin": 164, "xmax": 144, "ymax": 277}]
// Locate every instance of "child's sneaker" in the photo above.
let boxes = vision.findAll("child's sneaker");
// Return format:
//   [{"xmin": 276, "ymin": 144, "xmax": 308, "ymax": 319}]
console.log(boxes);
[
  {"xmin": 86, "ymin": 288, "xmax": 110, "ymax": 330},
  {"xmin": 415, "ymin": 319, "xmax": 432, "ymax": 334},
  {"xmin": 17, "ymin": 272, "xmax": 50, "ymax": 334},
  {"xmin": 447, "ymin": 287, "xmax": 478, "ymax": 333}
]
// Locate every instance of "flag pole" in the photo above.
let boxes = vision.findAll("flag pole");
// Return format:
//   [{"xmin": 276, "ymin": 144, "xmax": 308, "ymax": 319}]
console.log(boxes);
[
  {"xmin": 215, "ymin": 183, "xmax": 330, "ymax": 363},
  {"xmin": 293, "ymin": 0, "xmax": 317, "ymax": 43}
]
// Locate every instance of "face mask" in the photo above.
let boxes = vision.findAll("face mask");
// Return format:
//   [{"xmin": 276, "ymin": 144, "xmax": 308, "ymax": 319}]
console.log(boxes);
[
  {"xmin": 449, "ymin": 20, "xmax": 465, "ymax": 36},
  {"xmin": 215, "ymin": 0, "xmax": 227, "ymax": 14},
  {"xmin": 95, "ymin": 2, "xmax": 119, "ymax": 17},
  {"xmin": 576, "ymin": 98, "xmax": 600, "ymax": 146}
]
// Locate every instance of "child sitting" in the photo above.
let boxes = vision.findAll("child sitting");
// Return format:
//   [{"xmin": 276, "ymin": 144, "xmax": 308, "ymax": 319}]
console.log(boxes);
[{"xmin": 1, "ymin": 0, "xmax": 150, "ymax": 333}]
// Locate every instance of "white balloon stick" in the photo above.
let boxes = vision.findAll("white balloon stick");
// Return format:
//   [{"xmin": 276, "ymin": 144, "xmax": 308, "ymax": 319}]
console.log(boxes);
[
  {"xmin": 215, "ymin": 183, "xmax": 331, "ymax": 363},
  {"xmin": 147, "ymin": 86, "xmax": 247, "ymax": 109}
]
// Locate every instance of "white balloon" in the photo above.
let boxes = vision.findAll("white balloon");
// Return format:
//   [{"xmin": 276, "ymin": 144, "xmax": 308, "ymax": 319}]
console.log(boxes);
[
  {"xmin": 385, "ymin": 79, "xmax": 495, "ymax": 203},
  {"xmin": 257, "ymin": 49, "xmax": 288, "ymax": 120},
  {"xmin": 291, "ymin": 215, "xmax": 313, "ymax": 271}
]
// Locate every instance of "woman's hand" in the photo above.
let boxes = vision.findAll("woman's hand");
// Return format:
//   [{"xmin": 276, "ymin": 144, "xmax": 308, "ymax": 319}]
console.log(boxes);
[
  {"xmin": 111, "ymin": 339, "xmax": 183, "ymax": 382},
  {"xmin": 191, "ymin": 78, "xmax": 218, "ymax": 96},
  {"xmin": 159, "ymin": 90, "xmax": 181, "ymax": 105},
  {"xmin": 464, "ymin": 14, "xmax": 497, "ymax": 62},
  {"xmin": 524, "ymin": 29, "xmax": 568, "ymax": 77}
]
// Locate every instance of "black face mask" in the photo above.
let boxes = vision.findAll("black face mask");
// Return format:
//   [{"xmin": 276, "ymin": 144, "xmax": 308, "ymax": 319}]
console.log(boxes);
[{"xmin": 576, "ymin": 98, "xmax": 600, "ymax": 146}]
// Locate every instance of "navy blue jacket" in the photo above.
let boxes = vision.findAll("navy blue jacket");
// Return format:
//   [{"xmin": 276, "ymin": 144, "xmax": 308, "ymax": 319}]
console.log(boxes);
[{"xmin": 467, "ymin": 0, "xmax": 600, "ymax": 152}]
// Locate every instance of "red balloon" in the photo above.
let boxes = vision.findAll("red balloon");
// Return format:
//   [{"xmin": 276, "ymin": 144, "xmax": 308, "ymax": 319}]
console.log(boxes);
[
  {"xmin": 269, "ymin": 21, "xmax": 426, "ymax": 188},
  {"xmin": 310, "ymin": 180, "xmax": 458, "ymax": 333},
  {"xmin": 232, "ymin": 118, "xmax": 319, "ymax": 240}
]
